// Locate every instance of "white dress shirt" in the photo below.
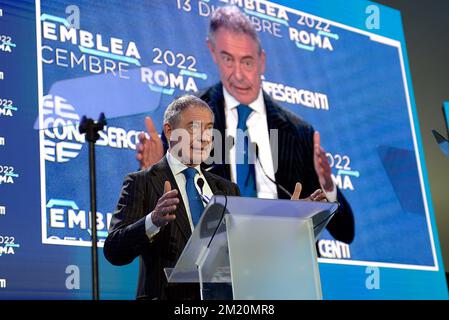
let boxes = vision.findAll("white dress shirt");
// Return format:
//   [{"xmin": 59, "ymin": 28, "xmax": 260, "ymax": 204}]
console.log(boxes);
[
  {"xmin": 223, "ymin": 86, "xmax": 337, "ymax": 201},
  {"xmin": 145, "ymin": 151, "xmax": 214, "ymax": 239},
  {"xmin": 223, "ymin": 87, "xmax": 278, "ymax": 199}
]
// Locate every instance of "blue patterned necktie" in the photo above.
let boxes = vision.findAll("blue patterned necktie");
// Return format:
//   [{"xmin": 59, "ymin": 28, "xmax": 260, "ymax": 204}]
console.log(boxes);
[
  {"xmin": 182, "ymin": 167, "xmax": 204, "ymax": 226},
  {"xmin": 236, "ymin": 104, "xmax": 257, "ymax": 197}
]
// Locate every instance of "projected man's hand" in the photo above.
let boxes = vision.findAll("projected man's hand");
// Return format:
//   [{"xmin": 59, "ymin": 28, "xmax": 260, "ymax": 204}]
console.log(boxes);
[
  {"xmin": 313, "ymin": 131, "xmax": 334, "ymax": 192},
  {"xmin": 136, "ymin": 116, "xmax": 164, "ymax": 170},
  {"xmin": 291, "ymin": 182, "xmax": 328, "ymax": 202}
]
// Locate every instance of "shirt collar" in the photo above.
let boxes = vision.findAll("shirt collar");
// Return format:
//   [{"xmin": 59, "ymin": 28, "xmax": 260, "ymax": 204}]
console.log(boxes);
[
  {"xmin": 223, "ymin": 86, "xmax": 265, "ymax": 115},
  {"xmin": 166, "ymin": 150, "xmax": 202, "ymax": 176}
]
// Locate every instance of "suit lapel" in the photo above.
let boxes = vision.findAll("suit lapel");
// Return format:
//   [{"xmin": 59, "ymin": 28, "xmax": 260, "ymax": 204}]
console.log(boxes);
[
  {"xmin": 265, "ymin": 93, "xmax": 286, "ymax": 129},
  {"xmin": 204, "ymin": 83, "xmax": 232, "ymax": 180},
  {"xmin": 203, "ymin": 171, "xmax": 223, "ymax": 195},
  {"xmin": 264, "ymin": 92, "xmax": 296, "ymax": 198},
  {"xmin": 151, "ymin": 156, "xmax": 191, "ymax": 241},
  {"xmin": 209, "ymin": 83, "xmax": 227, "ymax": 138}
]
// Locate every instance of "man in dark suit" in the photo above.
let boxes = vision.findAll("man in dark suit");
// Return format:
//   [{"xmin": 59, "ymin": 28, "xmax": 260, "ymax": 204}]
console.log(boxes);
[
  {"xmin": 136, "ymin": 6, "xmax": 354, "ymax": 244},
  {"xmin": 199, "ymin": 83, "xmax": 354, "ymax": 243},
  {"xmin": 104, "ymin": 95, "xmax": 240, "ymax": 300}
]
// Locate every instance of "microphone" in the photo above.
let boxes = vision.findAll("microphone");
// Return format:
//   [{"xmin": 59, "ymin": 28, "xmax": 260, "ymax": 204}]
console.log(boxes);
[
  {"xmin": 254, "ymin": 144, "xmax": 293, "ymax": 198},
  {"xmin": 197, "ymin": 177, "xmax": 211, "ymax": 204},
  {"xmin": 214, "ymin": 181, "xmax": 226, "ymax": 195},
  {"xmin": 197, "ymin": 177, "xmax": 204, "ymax": 192},
  {"xmin": 206, "ymin": 180, "xmax": 228, "ymax": 249}
]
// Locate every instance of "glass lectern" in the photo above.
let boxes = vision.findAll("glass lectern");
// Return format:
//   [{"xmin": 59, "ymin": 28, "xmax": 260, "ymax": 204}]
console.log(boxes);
[{"xmin": 165, "ymin": 196, "xmax": 338, "ymax": 300}]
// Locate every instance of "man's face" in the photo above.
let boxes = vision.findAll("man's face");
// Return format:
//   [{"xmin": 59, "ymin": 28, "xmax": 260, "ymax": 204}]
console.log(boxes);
[
  {"xmin": 165, "ymin": 106, "xmax": 214, "ymax": 165},
  {"xmin": 208, "ymin": 28, "xmax": 266, "ymax": 105}
]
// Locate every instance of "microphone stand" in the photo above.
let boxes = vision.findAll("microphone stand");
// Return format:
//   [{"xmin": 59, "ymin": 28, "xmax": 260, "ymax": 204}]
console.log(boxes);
[{"xmin": 79, "ymin": 113, "xmax": 106, "ymax": 300}]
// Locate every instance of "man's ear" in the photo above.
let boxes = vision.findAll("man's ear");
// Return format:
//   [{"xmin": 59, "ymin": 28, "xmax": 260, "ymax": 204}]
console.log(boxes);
[
  {"xmin": 163, "ymin": 123, "xmax": 172, "ymax": 147},
  {"xmin": 206, "ymin": 38, "xmax": 218, "ymax": 64}
]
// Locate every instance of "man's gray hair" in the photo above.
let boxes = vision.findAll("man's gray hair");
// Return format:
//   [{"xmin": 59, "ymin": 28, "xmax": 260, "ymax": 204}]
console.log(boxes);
[
  {"xmin": 208, "ymin": 5, "xmax": 262, "ymax": 54},
  {"xmin": 163, "ymin": 95, "xmax": 214, "ymax": 126}
]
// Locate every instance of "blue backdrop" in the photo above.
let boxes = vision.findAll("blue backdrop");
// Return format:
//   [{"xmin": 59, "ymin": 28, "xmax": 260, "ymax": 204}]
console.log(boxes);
[{"xmin": 0, "ymin": 0, "xmax": 447, "ymax": 299}]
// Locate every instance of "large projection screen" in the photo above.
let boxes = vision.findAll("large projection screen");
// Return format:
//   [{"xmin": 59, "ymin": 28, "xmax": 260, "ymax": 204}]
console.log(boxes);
[{"xmin": 0, "ymin": 0, "xmax": 447, "ymax": 299}]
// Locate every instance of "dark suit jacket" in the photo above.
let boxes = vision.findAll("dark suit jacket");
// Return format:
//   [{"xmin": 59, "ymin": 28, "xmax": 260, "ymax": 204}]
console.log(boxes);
[
  {"xmin": 198, "ymin": 82, "xmax": 355, "ymax": 244},
  {"xmin": 104, "ymin": 156, "xmax": 240, "ymax": 300}
]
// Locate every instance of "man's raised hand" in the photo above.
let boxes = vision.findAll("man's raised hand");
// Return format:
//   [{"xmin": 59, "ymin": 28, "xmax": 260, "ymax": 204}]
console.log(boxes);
[
  {"xmin": 151, "ymin": 181, "xmax": 178, "ymax": 227},
  {"xmin": 136, "ymin": 116, "xmax": 164, "ymax": 170},
  {"xmin": 313, "ymin": 131, "xmax": 333, "ymax": 192}
]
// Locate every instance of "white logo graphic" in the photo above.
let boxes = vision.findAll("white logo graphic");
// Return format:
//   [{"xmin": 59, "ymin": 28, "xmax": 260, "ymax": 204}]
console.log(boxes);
[
  {"xmin": 0, "ymin": 99, "xmax": 17, "ymax": 117},
  {"xmin": 0, "ymin": 35, "xmax": 15, "ymax": 53},
  {"xmin": 318, "ymin": 239, "xmax": 351, "ymax": 259},
  {"xmin": 43, "ymin": 95, "xmax": 82, "ymax": 163},
  {"xmin": 365, "ymin": 267, "xmax": 381, "ymax": 289},
  {"xmin": 42, "ymin": 94, "xmax": 140, "ymax": 163},
  {"xmin": 0, "ymin": 165, "xmax": 18, "ymax": 184},
  {"xmin": 45, "ymin": 198, "xmax": 111, "ymax": 246},
  {"xmin": 365, "ymin": 5, "xmax": 380, "ymax": 30},
  {"xmin": 0, "ymin": 236, "xmax": 20, "ymax": 257},
  {"xmin": 65, "ymin": 265, "xmax": 80, "ymax": 290}
]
